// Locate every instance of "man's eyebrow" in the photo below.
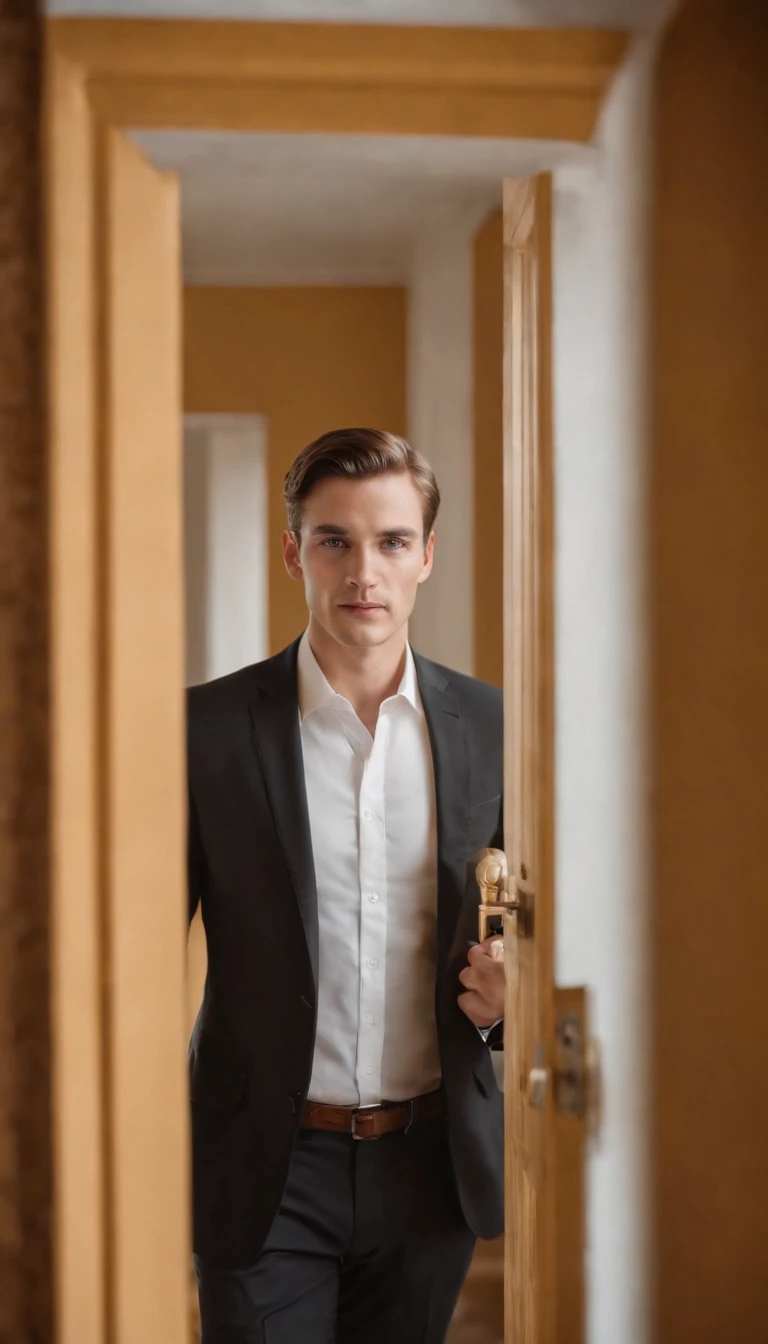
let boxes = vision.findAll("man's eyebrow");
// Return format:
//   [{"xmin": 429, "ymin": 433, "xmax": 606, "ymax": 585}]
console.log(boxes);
[{"xmin": 309, "ymin": 524, "xmax": 420, "ymax": 540}]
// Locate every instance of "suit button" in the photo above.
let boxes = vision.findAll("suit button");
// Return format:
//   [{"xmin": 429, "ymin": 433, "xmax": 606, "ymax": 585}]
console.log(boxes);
[
  {"xmin": 289, "ymin": 1091, "xmax": 304, "ymax": 1114},
  {"xmin": 300, "ymin": 995, "xmax": 312, "ymax": 1010}
]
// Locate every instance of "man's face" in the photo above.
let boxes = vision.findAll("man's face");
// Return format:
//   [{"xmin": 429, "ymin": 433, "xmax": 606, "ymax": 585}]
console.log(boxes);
[{"xmin": 282, "ymin": 472, "xmax": 434, "ymax": 651}]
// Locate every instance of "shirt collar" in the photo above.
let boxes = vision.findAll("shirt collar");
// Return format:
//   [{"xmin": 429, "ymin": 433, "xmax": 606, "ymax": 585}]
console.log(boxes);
[{"xmin": 297, "ymin": 630, "xmax": 423, "ymax": 722}]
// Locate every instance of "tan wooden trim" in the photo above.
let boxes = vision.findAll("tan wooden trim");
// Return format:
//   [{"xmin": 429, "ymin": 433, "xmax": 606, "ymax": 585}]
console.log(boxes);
[
  {"xmin": 48, "ymin": 18, "xmax": 628, "ymax": 141},
  {"xmin": 98, "ymin": 123, "xmax": 189, "ymax": 1344},
  {"xmin": 502, "ymin": 173, "xmax": 557, "ymax": 1344},
  {"xmin": 45, "ymin": 48, "xmax": 107, "ymax": 1344},
  {"xmin": 46, "ymin": 42, "xmax": 190, "ymax": 1344},
  {"xmin": 503, "ymin": 179, "xmax": 536, "ymax": 249},
  {"xmin": 534, "ymin": 171, "xmax": 558, "ymax": 1344}
]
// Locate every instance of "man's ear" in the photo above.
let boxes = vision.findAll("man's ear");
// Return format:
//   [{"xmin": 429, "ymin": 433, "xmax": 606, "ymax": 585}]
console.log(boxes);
[
  {"xmin": 282, "ymin": 529, "xmax": 303, "ymax": 581},
  {"xmin": 417, "ymin": 531, "xmax": 436, "ymax": 584}
]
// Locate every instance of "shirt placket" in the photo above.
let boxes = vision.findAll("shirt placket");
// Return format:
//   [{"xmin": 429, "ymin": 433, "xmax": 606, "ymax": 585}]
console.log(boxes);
[{"xmin": 356, "ymin": 710, "xmax": 389, "ymax": 1106}]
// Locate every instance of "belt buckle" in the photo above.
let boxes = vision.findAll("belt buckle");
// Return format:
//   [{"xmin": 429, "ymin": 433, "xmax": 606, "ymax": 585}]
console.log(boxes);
[
  {"xmin": 351, "ymin": 1108, "xmax": 372, "ymax": 1141},
  {"xmin": 350, "ymin": 1100, "xmax": 415, "ymax": 1140},
  {"xmin": 351, "ymin": 1103, "xmax": 392, "ymax": 1141}
]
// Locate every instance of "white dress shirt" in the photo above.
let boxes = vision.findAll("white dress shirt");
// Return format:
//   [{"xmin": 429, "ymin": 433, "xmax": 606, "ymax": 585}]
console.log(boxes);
[{"xmin": 298, "ymin": 631, "xmax": 441, "ymax": 1106}]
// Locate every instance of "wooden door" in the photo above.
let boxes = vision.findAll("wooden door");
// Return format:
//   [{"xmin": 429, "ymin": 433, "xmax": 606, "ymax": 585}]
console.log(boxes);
[
  {"xmin": 650, "ymin": 1, "xmax": 768, "ymax": 1338},
  {"xmin": 501, "ymin": 175, "xmax": 557, "ymax": 1344},
  {"xmin": 47, "ymin": 55, "xmax": 189, "ymax": 1344}
]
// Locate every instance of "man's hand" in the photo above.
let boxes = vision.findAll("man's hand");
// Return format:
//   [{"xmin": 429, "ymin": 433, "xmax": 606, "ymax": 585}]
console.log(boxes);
[{"xmin": 458, "ymin": 936, "xmax": 506, "ymax": 1028}]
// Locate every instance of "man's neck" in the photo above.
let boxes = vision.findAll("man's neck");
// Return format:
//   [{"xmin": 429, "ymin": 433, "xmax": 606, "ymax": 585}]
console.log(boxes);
[{"xmin": 306, "ymin": 619, "xmax": 408, "ymax": 732}]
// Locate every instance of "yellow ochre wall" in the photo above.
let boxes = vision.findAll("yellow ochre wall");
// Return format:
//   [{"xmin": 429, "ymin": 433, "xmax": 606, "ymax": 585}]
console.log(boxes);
[
  {"xmin": 472, "ymin": 209, "xmax": 504, "ymax": 688},
  {"xmin": 184, "ymin": 286, "xmax": 407, "ymax": 654}
]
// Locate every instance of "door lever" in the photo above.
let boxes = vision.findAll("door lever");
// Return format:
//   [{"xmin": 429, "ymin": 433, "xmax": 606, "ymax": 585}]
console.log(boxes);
[{"xmin": 476, "ymin": 848, "xmax": 520, "ymax": 941}]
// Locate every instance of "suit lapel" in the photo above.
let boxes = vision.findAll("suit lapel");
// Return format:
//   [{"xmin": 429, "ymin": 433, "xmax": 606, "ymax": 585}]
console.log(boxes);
[
  {"xmin": 414, "ymin": 653, "xmax": 470, "ymax": 976},
  {"xmin": 247, "ymin": 639, "xmax": 319, "ymax": 989}
]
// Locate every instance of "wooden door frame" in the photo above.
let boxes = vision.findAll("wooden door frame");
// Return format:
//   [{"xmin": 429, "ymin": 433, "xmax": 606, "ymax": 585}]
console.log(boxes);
[
  {"xmin": 502, "ymin": 176, "xmax": 559, "ymax": 1344},
  {"xmin": 48, "ymin": 18, "xmax": 626, "ymax": 139},
  {"xmin": 45, "ymin": 18, "xmax": 628, "ymax": 1344},
  {"xmin": 46, "ymin": 54, "xmax": 190, "ymax": 1344}
]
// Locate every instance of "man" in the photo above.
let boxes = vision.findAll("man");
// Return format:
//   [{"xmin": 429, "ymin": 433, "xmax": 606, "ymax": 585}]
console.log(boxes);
[{"xmin": 187, "ymin": 428, "xmax": 506, "ymax": 1343}]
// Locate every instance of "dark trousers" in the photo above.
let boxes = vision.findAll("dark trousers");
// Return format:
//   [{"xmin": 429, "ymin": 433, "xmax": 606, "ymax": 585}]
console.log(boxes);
[{"xmin": 194, "ymin": 1115, "xmax": 476, "ymax": 1344}]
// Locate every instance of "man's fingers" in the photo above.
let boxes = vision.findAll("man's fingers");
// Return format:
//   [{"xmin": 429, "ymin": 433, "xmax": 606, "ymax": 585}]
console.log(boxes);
[
  {"xmin": 460, "ymin": 962, "xmax": 500, "ymax": 989},
  {"xmin": 457, "ymin": 990, "xmax": 481, "ymax": 1023},
  {"xmin": 478, "ymin": 935, "xmax": 505, "ymax": 959},
  {"xmin": 458, "ymin": 990, "xmax": 495, "ymax": 1028},
  {"xmin": 463, "ymin": 957, "xmax": 504, "ymax": 989},
  {"xmin": 468, "ymin": 942, "xmax": 494, "ymax": 966},
  {"xmin": 459, "ymin": 941, "xmax": 507, "ymax": 1026},
  {"xmin": 469, "ymin": 937, "xmax": 505, "ymax": 965}
]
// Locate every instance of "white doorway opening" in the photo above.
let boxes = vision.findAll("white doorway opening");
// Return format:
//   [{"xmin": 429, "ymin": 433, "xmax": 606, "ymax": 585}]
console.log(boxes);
[{"xmin": 183, "ymin": 412, "xmax": 269, "ymax": 685}]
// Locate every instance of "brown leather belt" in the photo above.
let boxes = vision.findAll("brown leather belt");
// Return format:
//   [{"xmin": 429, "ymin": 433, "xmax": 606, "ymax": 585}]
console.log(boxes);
[{"xmin": 301, "ymin": 1089, "xmax": 444, "ymax": 1141}]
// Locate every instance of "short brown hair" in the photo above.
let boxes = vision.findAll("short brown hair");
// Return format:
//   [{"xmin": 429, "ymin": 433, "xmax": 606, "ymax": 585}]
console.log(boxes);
[{"xmin": 283, "ymin": 428, "xmax": 440, "ymax": 541}]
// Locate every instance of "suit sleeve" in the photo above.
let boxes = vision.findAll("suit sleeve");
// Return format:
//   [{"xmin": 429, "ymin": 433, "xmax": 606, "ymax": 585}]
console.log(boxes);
[{"xmin": 485, "ymin": 1018, "xmax": 504, "ymax": 1051}]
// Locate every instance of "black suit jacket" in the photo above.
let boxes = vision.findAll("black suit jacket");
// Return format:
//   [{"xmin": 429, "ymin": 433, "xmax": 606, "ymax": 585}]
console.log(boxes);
[{"xmin": 187, "ymin": 637, "xmax": 504, "ymax": 1269}]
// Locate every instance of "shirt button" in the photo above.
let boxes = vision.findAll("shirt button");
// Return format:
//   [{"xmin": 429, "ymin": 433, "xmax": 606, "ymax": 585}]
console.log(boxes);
[
  {"xmin": 365, "ymin": 1015, "xmax": 375, "ymax": 1026},
  {"xmin": 365, "ymin": 1066, "xmax": 373, "ymax": 1076},
  {"xmin": 368, "ymin": 957, "xmax": 379, "ymax": 969},
  {"xmin": 363, "ymin": 809, "xmax": 373, "ymax": 822},
  {"xmin": 367, "ymin": 892, "xmax": 379, "ymax": 903}
]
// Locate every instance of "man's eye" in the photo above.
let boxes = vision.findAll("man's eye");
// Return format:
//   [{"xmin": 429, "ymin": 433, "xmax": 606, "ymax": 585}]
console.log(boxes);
[
  {"xmin": 383, "ymin": 538, "xmax": 405, "ymax": 551},
  {"xmin": 322, "ymin": 538, "xmax": 345, "ymax": 548}
]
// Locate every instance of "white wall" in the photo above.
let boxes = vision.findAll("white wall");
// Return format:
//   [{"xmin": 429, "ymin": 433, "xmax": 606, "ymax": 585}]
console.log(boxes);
[
  {"xmin": 183, "ymin": 415, "xmax": 269, "ymax": 684},
  {"xmin": 46, "ymin": 0, "xmax": 672, "ymax": 30},
  {"xmin": 553, "ymin": 35, "xmax": 654, "ymax": 1344},
  {"xmin": 407, "ymin": 215, "xmax": 477, "ymax": 676}
]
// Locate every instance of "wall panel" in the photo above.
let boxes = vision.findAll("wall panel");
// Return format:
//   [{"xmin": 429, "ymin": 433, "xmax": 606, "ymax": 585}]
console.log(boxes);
[{"xmin": 184, "ymin": 286, "xmax": 407, "ymax": 654}]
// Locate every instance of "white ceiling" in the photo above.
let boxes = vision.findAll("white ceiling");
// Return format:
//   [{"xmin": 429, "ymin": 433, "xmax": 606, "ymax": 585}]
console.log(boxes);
[
  {"xmin": 133, "ymin": 130, "xmax": 597, "ymax": 285},
  {"xmin": 46, "ymin": 0, "xmax": 667, "ymax": 30},
  {"xmin": 56, "ymin": 0, "xmax": 656, "ymax": 284}
]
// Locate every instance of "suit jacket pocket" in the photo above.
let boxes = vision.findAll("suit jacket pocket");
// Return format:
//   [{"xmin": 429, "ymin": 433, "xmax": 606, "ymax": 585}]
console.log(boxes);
[{"xmin": 191, "ymin": 1054, "xmax": 248, "ymax": 1115}]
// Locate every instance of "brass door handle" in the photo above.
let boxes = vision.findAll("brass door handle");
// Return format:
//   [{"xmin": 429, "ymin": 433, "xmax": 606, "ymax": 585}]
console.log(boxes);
[{"xmin": 476, "ymin": 848, "xmax": 520, "ymax": 941}]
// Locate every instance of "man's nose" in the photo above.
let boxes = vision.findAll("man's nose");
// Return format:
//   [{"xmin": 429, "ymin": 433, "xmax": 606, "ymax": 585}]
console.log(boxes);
[{"xmin": 346, "ymin": 547, "xmax": 378, "ymax": 591}]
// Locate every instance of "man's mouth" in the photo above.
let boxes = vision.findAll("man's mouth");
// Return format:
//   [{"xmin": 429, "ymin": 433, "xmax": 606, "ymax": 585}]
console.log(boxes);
[{"xmin": 339, "ymin": 603, "xmax": 385, "ymax": 612}]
